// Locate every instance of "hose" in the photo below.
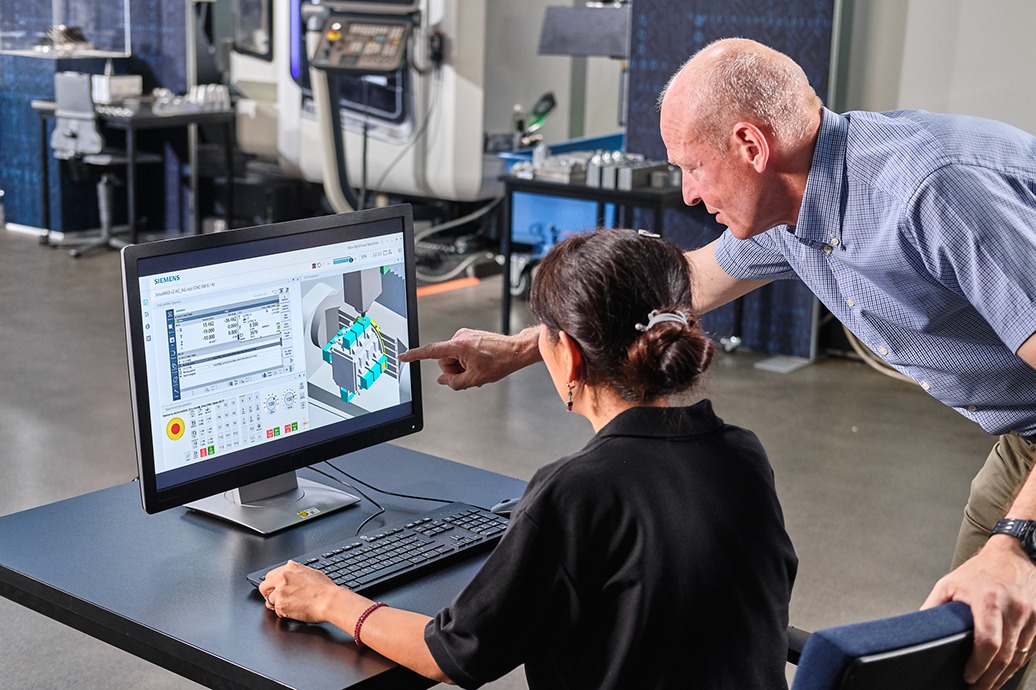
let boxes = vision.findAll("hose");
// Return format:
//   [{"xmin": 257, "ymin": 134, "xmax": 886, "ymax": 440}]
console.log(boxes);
[
  {"xmin": 416, "ymin": 252, "xmax": 494, "ymax": 283},
  {"xmin": 414, "ymin": 196, "xmax": 503, "ymax": 242}
]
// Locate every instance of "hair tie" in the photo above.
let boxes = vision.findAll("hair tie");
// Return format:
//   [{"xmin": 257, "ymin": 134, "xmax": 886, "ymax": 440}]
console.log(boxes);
[{"xmin": 635, "ymin": 309, "xmax": 688, "ymax": 332}]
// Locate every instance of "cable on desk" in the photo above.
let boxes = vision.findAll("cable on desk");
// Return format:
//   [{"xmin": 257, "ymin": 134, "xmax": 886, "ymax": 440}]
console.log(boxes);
[
  {"xmin": 308, "ymin": 465, "xmax": 385, "ymax": 535},
  {"xmin": 316, "ymin": 461, "xmax": 494, "ymax": 533},
  {"xmin": 325, "ymin": 459, "xmax": 463, "ymax": 505}
]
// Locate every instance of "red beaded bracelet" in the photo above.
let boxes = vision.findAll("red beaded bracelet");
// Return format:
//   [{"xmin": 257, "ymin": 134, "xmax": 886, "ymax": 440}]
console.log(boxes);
[{"xmin": 354, "ymin": 601, "xmax": 387, "ymax": 648}]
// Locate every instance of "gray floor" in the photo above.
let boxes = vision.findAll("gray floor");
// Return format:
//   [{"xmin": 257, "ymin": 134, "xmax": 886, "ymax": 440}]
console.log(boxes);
[{"xmin": 0, "ymin": 226, "xmax": 1019, "ymax": 688}]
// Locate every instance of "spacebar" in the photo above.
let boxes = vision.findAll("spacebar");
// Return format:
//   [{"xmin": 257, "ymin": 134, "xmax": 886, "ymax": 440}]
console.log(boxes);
[{"xmin": 353, "ymin": 560, "xmax": 416, "ymax": 586}]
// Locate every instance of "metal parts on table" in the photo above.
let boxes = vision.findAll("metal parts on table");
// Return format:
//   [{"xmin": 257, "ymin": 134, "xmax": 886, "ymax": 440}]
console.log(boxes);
[
  {"xmin": 152, "ymin": 85, "xmax": 231, "ymax": 116},
  {"xmin": 511, "ymin": 148, "xmax": 677, "ymax": 191}
]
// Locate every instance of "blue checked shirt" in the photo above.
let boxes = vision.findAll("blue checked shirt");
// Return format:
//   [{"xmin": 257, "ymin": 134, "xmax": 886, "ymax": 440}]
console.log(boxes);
[{"xmin": 716, "ymin": 108, "xmax": 1036, "ymax": 436}]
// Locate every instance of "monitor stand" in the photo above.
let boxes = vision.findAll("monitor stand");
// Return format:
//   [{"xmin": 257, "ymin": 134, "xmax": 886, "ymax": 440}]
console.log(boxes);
[{"xmin": 185, "ymin": 471, "xmax": 360, "ymax": 535}]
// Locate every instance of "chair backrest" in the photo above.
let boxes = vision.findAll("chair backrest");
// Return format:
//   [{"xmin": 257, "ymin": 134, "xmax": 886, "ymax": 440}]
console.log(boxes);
[
  {"xmin": 51, "ymin": 72, "xmax": 103, "ymax": 159},
  {"xmin": 791, "ymin": 601, "xmax": 973, "ymax": 690}
]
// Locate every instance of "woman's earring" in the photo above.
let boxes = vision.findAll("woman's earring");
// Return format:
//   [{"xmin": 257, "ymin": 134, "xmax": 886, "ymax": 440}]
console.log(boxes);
[{"xmin": 566, "ymin": 383, "xmax": 574, "ymax": 412}]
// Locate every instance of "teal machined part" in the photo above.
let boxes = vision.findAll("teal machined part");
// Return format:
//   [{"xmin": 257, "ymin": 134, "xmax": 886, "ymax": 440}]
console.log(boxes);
[{"xmin": 326, "ymin": 314, "xmax": 388, "ymax": 402}]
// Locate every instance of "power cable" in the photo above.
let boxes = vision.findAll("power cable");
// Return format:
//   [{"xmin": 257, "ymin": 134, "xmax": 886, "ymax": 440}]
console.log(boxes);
[
  {"xmin": 372, "ymin": 68, "xmax": 442, "ymax": 194},
  {"xmin": 308, "ymin": 465, "xmax": 386, "ymax": 535},
  {"xmin": 325, "ymin": 460, "xmax": 459, "ymax": 506}
]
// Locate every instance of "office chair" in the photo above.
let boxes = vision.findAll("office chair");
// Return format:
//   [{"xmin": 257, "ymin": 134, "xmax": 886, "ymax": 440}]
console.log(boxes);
[
  {"xmin": 47, "ymin": 71, "xmax": 161, "ymax": 258},
  {"xmin": 789, "ymin": 601, "xmax": 1024, "ymax": 690}
]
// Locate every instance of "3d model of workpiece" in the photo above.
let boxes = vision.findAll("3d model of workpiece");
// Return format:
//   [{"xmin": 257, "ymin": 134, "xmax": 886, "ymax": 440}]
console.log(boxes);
[{"xmin": 321, "ymin": 314, "xmax": 389, "ymax": 403}]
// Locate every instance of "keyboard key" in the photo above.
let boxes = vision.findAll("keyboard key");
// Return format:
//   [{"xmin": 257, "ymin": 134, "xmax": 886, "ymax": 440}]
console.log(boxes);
[{"xmin": 354, "ymin": 559, "xmax": 414, "ymax": 585}]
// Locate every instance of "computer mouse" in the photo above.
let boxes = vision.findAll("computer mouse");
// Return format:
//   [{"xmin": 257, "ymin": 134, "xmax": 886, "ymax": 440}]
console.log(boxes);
[{"xmin": 490, "ymin": 497, "xmax": 522, "ymax": 517}]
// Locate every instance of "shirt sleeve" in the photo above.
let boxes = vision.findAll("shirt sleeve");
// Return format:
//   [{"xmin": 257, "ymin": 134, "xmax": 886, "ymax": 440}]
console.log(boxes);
[
  {"xmin": 423, "ymin": 491, "xmax": 574, "ymax": 689},
  {"xmin": 714, "ymin": 228, "xmax": 800, "ymax": 281},
  {"xmin": 907, "ymin": 164, "xmax": 1036, "ymax": 353}
]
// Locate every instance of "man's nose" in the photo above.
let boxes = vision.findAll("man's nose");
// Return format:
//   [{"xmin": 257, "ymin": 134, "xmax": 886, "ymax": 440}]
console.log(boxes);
[{"xmin": 683, "ymin": 177, "xmax": 701, "ymax": 206}]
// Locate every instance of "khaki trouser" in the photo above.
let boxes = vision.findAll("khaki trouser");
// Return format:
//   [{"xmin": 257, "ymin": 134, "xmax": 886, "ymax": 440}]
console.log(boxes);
[
  {"xmin": 953, "ymin": 432, "xmax": 1036, "ymax": 688},
  {"xmin": 954, "ymin": 433, "xmax": 1036, "ymax": 569}
]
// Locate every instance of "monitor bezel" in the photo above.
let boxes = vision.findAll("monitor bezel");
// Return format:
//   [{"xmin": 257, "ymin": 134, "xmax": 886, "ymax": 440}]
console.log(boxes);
[{"xmin": 121, "ymin": 205, "xmax": 422, "ymax": 515}]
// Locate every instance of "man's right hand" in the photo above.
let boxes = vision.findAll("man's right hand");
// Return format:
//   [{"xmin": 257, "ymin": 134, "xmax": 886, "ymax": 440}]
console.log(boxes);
[{"xmin": 399, "ymin": 327, "xmax": 542, "ymax": 390}]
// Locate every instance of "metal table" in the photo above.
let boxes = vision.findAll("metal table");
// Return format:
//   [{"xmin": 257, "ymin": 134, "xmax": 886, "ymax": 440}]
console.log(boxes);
[{"xmin": 32, "ymin": 99, "xmax": 235, "ymax": 243}]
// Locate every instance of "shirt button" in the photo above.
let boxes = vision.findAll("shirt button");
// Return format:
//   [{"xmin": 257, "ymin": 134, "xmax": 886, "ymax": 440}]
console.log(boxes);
[
  {"xmin": 879, "ymin": 347, "xmax": 888, "ymax": 356},
  {"xmin": 846, "ymin": 298, "xmax": 855, "ymax": 307},
  {"xmin": 830, "ymin": 237, "xmax": 840, "ymax": 246},
  {"xmin": 921, "ymin": 381, "xmax": 931, "ymax": 391},
  {"xmin": 968, "ymin": 405, "xmax": 978, "ymax": 412},
  {"xmin": 822, "ymin": 245, "xmax": 833, "ymax": 255}
]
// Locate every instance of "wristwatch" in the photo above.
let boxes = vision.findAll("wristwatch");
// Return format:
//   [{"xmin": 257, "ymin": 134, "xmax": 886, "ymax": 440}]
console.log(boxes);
[{"xmin": 991, "ymin": 518, "xmax": 1036, "ymax": 562}]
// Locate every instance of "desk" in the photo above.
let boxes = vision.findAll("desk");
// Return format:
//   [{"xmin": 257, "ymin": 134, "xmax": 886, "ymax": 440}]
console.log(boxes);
[
  {"xmin": 32, "ymin": 100, "xmax": 235, "ymax": 242},
  {"xmin": 0, "ymin": 444, "xmax": 526, "ymax": 690},
  {"xmin": 498, "ymin": 175, "xmax": 685, "ymax": 334}
]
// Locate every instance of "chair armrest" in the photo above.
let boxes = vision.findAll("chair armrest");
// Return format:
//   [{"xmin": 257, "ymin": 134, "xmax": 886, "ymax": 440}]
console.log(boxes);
[{"xmin": 788, "ymin": 625, "xmax": 812, "ymax": 665}]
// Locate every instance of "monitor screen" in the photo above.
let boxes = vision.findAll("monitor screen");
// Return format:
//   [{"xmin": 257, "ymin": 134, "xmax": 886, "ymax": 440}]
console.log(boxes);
[{"xmin": 122, "ymin": 205, "xmax": 422, "ymax": 532}]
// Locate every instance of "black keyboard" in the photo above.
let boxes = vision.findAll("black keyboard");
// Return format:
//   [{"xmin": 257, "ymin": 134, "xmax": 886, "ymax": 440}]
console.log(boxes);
[{"xmin": 247, "ymin": 502, "xmax": 509, "ymax": 595}]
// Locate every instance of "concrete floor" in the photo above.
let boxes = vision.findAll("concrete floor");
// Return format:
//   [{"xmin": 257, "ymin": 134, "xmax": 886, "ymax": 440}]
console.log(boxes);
[{"xmin": 0, "ymin": 226, "xmax": 1020, "ymax": 688}]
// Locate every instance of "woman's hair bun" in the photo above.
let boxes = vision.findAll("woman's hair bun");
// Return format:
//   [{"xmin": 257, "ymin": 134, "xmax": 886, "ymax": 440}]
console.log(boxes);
[{"xmin": 624, "ymin": 310, "xmax": 714, "ymax": 401}]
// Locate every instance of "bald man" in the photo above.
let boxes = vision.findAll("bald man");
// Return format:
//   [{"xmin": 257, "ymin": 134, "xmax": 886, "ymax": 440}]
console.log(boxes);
[{"xmin": 402, "ymin": 38, "xmax": 1036, "ymax": 690}]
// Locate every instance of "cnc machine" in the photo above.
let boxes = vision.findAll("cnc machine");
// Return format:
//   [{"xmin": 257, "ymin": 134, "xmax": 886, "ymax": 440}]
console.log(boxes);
[{"xmin": 229, "ymin": 0, "xmax": 575, "ymax": 210}]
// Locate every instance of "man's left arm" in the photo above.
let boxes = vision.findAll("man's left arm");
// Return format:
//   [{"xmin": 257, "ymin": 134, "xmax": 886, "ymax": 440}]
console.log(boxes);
[{"xmin": 922, "ymin": 331, "xmax": 1036, "ymax": 690}]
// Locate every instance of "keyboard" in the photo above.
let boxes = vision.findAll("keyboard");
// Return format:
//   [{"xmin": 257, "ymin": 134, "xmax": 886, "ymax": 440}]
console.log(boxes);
[{"xmin": 247, "ymin": 502, "xmax": 510, "ymax": 595}]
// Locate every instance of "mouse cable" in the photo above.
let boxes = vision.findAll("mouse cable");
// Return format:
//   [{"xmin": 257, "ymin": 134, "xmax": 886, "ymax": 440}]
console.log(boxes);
[{"xmin": 308, "ymin": 465, "xmax": 386, "ymax": 535}]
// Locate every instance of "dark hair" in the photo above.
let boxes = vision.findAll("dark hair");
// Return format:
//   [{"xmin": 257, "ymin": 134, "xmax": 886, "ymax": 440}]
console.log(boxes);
[{"xmin": 529, "ymin": 228, "xmax": 714, "ymax": 403}]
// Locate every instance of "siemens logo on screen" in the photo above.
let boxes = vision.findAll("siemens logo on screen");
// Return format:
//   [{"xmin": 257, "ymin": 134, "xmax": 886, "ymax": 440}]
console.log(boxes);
[{"xmin": 154, "ymin": 275, "xmax": 181, "ymax": 285}]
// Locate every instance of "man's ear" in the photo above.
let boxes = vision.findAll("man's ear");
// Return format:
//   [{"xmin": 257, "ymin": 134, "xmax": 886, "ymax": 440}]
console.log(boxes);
[
  {"xmin": 557, "ymin": 331, "xmax": 584, "ymax": 383},
  {"xmin": 731, "ymin": 122, "xmax": 770, "ymax": 173}
]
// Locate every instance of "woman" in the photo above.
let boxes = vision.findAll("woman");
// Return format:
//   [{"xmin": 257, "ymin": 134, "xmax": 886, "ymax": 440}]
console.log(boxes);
[{"xmin": 260, "ymin": 228, "xmax": 797, "ymax": 689}]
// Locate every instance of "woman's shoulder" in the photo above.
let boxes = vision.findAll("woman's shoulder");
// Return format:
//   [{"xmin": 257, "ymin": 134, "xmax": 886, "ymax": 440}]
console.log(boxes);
[{"xmin": 516, "ymin": 401, "xmax": 771, "ymax": 517}]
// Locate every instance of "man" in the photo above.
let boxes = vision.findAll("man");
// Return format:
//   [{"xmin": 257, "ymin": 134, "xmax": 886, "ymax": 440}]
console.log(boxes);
[{"xmin": 401, "ymin": 38, "xmax": 1036, "ymax": 690}]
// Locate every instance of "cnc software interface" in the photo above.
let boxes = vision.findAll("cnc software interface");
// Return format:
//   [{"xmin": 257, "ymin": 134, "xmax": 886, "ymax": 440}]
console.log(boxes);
[{"xmin": 137, "ymin": 232, "xmax": 412, "ymax": 481}]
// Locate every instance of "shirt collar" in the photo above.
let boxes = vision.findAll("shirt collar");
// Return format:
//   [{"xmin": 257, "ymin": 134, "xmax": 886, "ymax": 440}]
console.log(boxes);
[
  {"xmin": 792, "ymin": 108, "xmax": 849, "ymax": 249},
  {"xmin": 590, "ymin": 400, "xmax": 724, "ymax": 443}
]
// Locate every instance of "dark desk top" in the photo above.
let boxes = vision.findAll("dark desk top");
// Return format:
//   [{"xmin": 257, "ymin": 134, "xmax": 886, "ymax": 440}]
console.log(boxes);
[{"xmin": 0, "ymin": 444, "xmax": 526, "ymax": 690}]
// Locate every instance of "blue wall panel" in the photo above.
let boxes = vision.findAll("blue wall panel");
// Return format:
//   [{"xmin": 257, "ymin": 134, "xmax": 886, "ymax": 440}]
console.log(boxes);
[
  {"xmin": 0, "ymin": 0, "xmax": 186, "ymax": 233},
  {"xmin": 1, "ymin": 56, "xmax": 56, "ymax": 229},
  {"xmin": 625, "ymin": 0, "xmax": 835, "ymax": 359}
]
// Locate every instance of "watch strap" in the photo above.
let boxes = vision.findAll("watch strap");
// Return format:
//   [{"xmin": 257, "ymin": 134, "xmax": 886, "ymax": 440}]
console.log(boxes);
[{"xmin": 992, "ymin": 518, "xmax": 1036, "ymax": 562}]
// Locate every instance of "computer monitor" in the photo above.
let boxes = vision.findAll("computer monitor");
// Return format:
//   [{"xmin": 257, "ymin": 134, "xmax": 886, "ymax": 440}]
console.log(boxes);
[{"xmin": 121, "ymin": 205, "xmax": 422, "ymax": 534}]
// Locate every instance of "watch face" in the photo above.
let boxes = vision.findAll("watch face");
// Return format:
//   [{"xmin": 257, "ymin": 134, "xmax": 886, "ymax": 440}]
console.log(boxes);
[
  {"xmin": 993, "ymin": 519, "xmax": 1036, "ymax": 562},
  {"xmin": 1011, "ymin": 521, "xmax": 1036, "ymax": 562},
  {"xmin": 1023, "ymin": 524, "xmax": 1036, "ymax": 554}
]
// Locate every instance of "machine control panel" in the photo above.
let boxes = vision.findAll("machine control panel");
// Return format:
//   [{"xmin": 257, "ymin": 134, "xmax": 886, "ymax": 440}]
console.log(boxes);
[{"xmin": 311, "ymin": 17, "xmax": 413, "ymax": 74}]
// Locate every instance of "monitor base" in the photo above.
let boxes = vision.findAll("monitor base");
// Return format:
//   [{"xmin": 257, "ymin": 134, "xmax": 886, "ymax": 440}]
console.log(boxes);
[{"xmin": 185, "ymin": 474, "xmax": 360, "ymax": 535}]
